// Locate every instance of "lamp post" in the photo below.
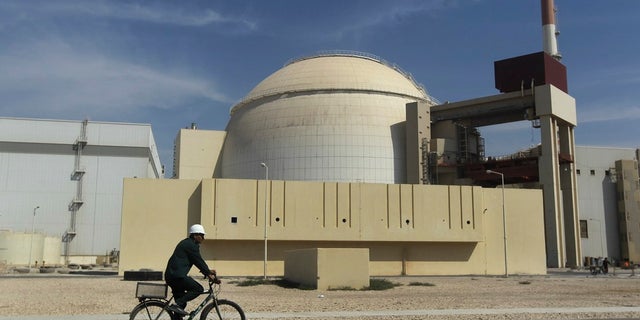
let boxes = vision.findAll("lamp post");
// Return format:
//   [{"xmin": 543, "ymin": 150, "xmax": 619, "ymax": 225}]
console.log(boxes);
[
  {"xmin": 260, "ymin": 162, "xmax": 269, "ymax": 280},
  {"xmin": 487, "ymin": 170, "xmax": 507, "ymax": 277},
  {"xmin": 28, "ymin": 206, "xmax": 40, "ymax": 269}
]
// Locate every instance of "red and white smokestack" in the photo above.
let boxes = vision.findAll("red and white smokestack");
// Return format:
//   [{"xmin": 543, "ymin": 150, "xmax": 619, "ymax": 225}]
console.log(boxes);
[{"xmin": 541, "ymin": 0, "xmax": 562, "ymax": 60}]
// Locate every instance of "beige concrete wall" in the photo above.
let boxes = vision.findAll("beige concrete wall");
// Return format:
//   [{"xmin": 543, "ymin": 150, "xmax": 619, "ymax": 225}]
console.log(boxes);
[
  {"xmin": 174, "ymin": 129, "xmax": 226, "ymax": 179},
  {"xmin": 483, "ymin": 187, "xmax": 547, "ymax": 275},
  {"xmin": 0, "ymin": 231, "xmax": 48, "ymax": 266},
  {"xmin": 616, "ymin": 160, "xmax": 640, "ymax": 263},
  {"xmin": 0, "ymin": 232, "xmax": 62, "ymax": 266},
  {"xmin": 119, "ymin": 178, "xmax": 547, "ymax": 276},
  {"xmin": 120, "ymin": 178, "xmax": 202, "ymax": 274},
  {"xmin": 201, "ymin": 180, "xmax": 483, "ymax": 242},
  {"xmin": 43, "ymin": 236, "xmax": 62, "ymax": 265}
]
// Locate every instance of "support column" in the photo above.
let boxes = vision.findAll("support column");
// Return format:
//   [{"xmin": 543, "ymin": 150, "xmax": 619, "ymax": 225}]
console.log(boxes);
[
  {"xmin": 538, "ymin": 115, "xmax": 565, "ymax": 267},
  {"xmin": 405, "ymin": 101, "xmax": 431, "ymax": 184},
  {"xmin": 535, "ymin": 84, "xmax": 578, "ymax": 268},
  {"xmin": 559, "ymin": 124, "xmax": 581, "ymax": 267}
]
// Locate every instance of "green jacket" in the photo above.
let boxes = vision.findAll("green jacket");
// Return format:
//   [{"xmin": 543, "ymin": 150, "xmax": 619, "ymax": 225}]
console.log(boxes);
[{"xmin": 164, "ymin": 237, "xmax": 212, "ymax": 281}]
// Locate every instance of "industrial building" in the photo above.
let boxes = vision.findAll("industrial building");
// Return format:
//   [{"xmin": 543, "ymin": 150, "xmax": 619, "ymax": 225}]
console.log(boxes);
[
  {"xmin": 3, "ymin": 0, "xmax": 638, "ymax": 278},
  {"xmin": 119, "ymin": 50, "xmax": 569, "ymax": 277},
  {"xmin": 0, "ymin": 118, "xmax": 162, "ymax": 266},
  {"xmin": 575, "ymin": 146, "xmax": 640, "ymax": 265},
  {"xmin": 120, "ymin": 0, "xmax": 630, "ymax": 275},
  {"xmin": 217, "ymin": 52, "xmax": 436, "ymax": 184}
]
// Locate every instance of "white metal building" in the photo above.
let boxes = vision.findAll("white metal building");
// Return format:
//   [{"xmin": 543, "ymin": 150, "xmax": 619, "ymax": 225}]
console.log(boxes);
[
  {"xmin": 0, "ymin": 117, "xmax": 162, "ymax": 265},
  {"xmin": 575, "ymin": 145, "xmax": 639, "ymax": 264}
]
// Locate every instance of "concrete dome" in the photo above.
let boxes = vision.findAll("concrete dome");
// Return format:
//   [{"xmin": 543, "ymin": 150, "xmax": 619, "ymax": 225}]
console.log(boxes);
[{"xmin": 220, "ymin": 52, "xmax": 435, "ymax": 183}]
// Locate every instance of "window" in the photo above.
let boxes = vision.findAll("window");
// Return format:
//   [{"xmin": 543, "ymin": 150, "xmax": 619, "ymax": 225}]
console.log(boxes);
[
  {"xmin": 580, "ymin": 220, "xmax": 589, "ymax": 238},
  {"xmin": 590, "ymin": 170, "xmax": 595, "ymax": 175},
  {"xmin": 576, "ymin": 169, "xmax": 581, "ymax": 175}
]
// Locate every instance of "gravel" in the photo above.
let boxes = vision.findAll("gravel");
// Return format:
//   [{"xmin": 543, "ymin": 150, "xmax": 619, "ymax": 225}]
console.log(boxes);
[{"xmin": 1, "ymin": 269, "xmax": 640, "ymax": 319}]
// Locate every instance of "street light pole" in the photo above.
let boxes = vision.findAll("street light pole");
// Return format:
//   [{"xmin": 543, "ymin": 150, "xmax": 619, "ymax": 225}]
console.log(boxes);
[
  {"xmin": 260, "ymin": 163, "xmax": 269, "ymax": 280},
  {"xmin": 487, "ymin": 170, "xmax": 507, "ymax": 277},
  {"xmin": 28, "ymin": 206, "xmax": 40, "ymax": 269}
]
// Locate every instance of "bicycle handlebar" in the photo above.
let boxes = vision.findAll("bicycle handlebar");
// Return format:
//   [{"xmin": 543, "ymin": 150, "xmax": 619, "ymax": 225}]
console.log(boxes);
[{"xmin": 204, "ymin": 274, "xmax": 222, "ymax": 284}]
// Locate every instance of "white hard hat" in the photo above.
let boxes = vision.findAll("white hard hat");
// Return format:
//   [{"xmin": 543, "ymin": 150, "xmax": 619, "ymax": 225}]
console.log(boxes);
[{"xmin": 189, "ymin": 224, "xmax": 206, "ymax": 235}]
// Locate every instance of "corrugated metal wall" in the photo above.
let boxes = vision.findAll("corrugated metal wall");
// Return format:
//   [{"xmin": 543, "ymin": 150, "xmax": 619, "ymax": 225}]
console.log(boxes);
[
  {"xmin": 0, "ymin": 117, "xmax": 162, "ymax": 259},
  {"xmin": 575, "ymin": 146, "xmax": 637, "ymax": 262}
]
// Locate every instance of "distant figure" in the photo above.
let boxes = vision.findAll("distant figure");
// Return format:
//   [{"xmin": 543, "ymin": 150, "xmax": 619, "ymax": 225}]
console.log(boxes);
[{"xmin": 602, "ymin": 257, "xmax": 610, "ymax": 274}]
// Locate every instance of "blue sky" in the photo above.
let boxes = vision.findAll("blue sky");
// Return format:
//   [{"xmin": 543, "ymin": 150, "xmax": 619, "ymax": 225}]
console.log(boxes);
[{"xmin": 1, "ymin": 0, "xmax": 639, "ymax": 177}]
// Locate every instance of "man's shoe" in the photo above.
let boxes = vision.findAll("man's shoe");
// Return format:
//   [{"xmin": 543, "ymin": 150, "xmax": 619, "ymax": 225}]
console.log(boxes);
[{"xmin": 167, "ymin": 304, "xmax": 188, "ymax": 316}]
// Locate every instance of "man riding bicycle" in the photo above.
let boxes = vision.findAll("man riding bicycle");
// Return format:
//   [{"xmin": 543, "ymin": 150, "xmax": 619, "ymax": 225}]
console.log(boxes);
[{"xmin": 164, "ymin": 224, "xmax": 216, "ymax": 316}]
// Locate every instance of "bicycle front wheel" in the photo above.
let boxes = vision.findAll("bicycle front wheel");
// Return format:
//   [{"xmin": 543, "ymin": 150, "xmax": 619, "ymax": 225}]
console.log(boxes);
[
  {"xmin": 200, "ymin": 299, "xmax": 245, "ymax": 320},
  {"xmin": 130, "ymin": 300, "xmax": 173, "ymax": 320}
]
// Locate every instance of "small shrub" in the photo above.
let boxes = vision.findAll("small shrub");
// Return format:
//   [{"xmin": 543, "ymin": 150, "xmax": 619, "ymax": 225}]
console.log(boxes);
[
  {"xmin": 328, "ymin": 286, "xmax": 356, "ymax": 291},
  {"xmin": 234, "ymin": 277, "xmax": 315, "ymax": 289},
  {"xmin": 408, "ymin": 282, "xmax": 435, "ymax": 287},
  {"xmin": 273, "ymin": 278, "xmax": 315, "ymax": 290},
  {"xmin": 518, "ymin": 280, "xmax": 532, "ymax": 285},
  {"xmin": 235, "ymin": 278, "xmax": 270, "ymax": 287},
  {"xmin": 363, "ymin": 278, "xmax": 401, "ymax": 291}
]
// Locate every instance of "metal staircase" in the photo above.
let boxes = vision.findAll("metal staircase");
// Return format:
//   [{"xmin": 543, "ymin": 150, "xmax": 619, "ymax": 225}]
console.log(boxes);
[{"xmin": 64, "ymin": 119, "xmax": 87, "ymax": 262}]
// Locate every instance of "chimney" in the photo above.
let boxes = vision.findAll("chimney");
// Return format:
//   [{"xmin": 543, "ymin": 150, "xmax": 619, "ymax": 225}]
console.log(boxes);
[{"xmin": 541, "ymin": 0, "xmax": 561, "ymax": 60}]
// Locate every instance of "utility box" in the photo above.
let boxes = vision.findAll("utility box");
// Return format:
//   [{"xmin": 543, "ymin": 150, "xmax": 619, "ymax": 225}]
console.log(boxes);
[
  {"xmin": 494, "ymin": 51, "xmax": 568, "ymax": 94},
  {"xmin": 123, "ymin": 270, "xmax": 163, "ymax": 281},
  {"xmin": 284, "ymin": 248, "xmax": 369, "ymax": 290}
]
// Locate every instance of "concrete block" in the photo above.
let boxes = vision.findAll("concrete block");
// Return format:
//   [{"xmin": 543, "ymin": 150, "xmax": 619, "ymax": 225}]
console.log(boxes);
[{"xmin": 284, "ymin": 248, "xmax": 369, "ymax": 290}]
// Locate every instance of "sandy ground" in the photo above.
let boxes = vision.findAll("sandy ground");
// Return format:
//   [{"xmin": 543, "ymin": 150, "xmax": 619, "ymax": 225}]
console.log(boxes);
[{"xmin": 1, "ymin": 269, "xmax": 640, "ymax": 319}]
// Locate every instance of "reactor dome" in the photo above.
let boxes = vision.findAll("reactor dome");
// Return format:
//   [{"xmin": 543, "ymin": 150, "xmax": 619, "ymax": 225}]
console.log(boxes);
[{"xmin": 220, "ymin": 51, "xmax": 436, "ymax": 184}]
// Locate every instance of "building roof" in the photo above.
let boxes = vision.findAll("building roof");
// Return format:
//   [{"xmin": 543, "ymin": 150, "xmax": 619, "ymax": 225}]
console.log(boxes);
[{"xmin": 230, "ymin": 51, "xmax": 432, "ymax": 115}]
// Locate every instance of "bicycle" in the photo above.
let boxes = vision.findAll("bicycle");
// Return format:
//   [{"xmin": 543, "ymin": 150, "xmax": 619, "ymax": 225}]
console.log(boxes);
[{"xmin": 129, "ymin": 276, "xmax": 246, "ymax": 320}]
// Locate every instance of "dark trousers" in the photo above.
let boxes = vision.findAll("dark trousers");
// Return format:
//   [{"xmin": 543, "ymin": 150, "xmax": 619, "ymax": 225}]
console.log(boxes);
[{"xmin": 166, "ymin": 277, "xmax": 204, "ymax": 308}]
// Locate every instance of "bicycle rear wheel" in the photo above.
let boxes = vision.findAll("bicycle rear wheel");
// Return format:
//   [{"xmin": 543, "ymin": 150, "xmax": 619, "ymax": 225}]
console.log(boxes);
[
  {"xmin": 130, "ymin": 300, "xmax": 173, "ymax": 320},
  {"xmin": 200, "ymin": 299, "xmax": 245, "ymax": 320}
]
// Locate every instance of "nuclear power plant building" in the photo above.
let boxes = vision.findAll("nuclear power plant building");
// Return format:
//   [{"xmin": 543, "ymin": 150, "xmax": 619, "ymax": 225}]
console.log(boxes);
[
  {"xmin": 120, "ymin": 53, "xmax": 552, "ymax": 277},
  {"xmin": 2, "ymin": 51, "xmax": 638, "ymax": 276}
]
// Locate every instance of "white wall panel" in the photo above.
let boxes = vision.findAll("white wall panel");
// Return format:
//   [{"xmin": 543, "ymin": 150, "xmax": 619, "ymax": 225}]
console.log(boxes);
[
  {"xmin": 0, "ymin": 118, "xmax": 81, "ymax": 144},
  {"xmin": 88, "ymin": 122, "xmax": 151, "ymax": 147},
  {"xmin": 576, "ymin": 146, "xmax": 636, "ymax": 261},
  {"xmin": 0, "ymin": 117, "xmax": 162, "ymax": 259}
]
